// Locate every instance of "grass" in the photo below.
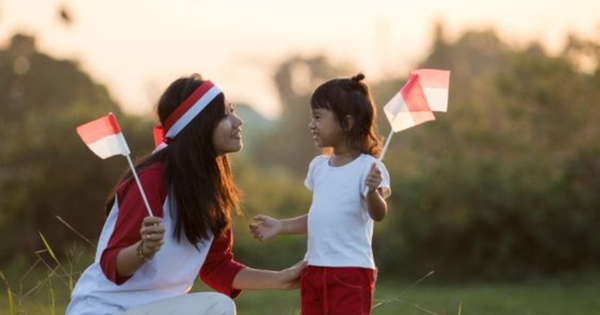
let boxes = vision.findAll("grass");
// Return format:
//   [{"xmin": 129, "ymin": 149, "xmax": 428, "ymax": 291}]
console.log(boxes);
[
  {"xmin": 3, "ymin": 270, "xmax": 600, "ymax": 315},
  {"xmin": 1, "ymin": 217, "xmax": 599, "ymax": 315}
]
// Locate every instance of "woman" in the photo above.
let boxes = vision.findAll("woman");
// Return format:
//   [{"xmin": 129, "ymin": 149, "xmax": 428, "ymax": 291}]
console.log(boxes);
[{"xmin": 67, "ymin": 73, "xmax": 304, "ymax": 315}]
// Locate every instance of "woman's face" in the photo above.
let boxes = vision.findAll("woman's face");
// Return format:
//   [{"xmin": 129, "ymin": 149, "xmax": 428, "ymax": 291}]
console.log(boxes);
[{"xmin": 212, "ymin": 100, "xmax": 243, "ymax": 155}]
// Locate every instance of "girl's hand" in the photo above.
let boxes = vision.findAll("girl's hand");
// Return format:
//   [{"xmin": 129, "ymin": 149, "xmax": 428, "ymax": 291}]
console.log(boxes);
[
  {"xmin": 249, "ymin": 215, "xmax": 281, "ymax": 241},
  {"xmin": 277, "ymin": 260, "xmax": 307, "ymax": 290},
  {"xmin": 364, "ymin": 163, "xmax": 383, "ymax": 195},
  {"xmin": 139, "ymin": 216, "xmax": 165, "ymax": 259}
]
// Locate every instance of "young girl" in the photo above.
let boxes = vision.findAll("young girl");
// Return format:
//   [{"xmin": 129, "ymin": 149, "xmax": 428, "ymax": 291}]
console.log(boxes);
[
  {"xmin": 250, "ymin": 73, "xmax": 391, "ymax": 315},
  {"xmin": 67, "ymin": 73, "xmax": 304, "ymax": 315}
]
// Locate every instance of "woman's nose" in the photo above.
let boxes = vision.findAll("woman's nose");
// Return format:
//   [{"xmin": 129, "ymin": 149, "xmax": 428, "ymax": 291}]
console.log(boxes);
[{"xmin": 234, "ymin": 113, "xmax": 243, "ymax": 127}]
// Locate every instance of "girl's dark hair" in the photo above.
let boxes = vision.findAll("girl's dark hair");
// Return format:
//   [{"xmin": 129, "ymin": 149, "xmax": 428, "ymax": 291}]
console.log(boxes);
[
  {"xmin": 310, "ymin": 73, "xmax": 382, "ymax": 157},
  {"xmin": 106, "ymin": 73, "xmax": 241, "ymax": 244}
]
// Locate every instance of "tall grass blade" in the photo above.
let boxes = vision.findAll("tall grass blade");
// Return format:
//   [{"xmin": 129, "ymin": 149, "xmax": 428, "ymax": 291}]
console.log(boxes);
[
  {"xmin": 38, "ymin": 232, "xmax": 60, "ymax": 265},
  {"xmin": 50, "ymin": 287, "xmax": 56, "ymax": 315},
  {"xmin": 0, "ymin": 271, "xmax": 16, "ymax": 315},
  {"xmin": 55, "ymin": 215, "xmax": 95, "ymax": 248}
]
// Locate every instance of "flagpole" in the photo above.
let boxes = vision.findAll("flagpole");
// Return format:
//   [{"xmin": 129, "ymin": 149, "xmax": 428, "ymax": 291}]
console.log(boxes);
[
  {"xmin": 364, "ymin": 129, "xmax": 395, "ymax": 196},
  {"xmin": 125, "ymin": 155, "xmax": 154, "ymax": 217},
  {"xmin": 379, "ymin": 129, "xmax": 394, "ymax": 161}
]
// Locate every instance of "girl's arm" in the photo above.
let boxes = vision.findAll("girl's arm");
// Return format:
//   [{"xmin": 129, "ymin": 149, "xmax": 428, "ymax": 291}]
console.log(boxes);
[
  {"xmin": 366, "ymin": 189, "xmax": 388, "ymax": 222},
  {"xmin": 249, "ymin": 214, "xmax": 307, "ymax": 241},
  {"xmin": 365, "ymin": 163, "xmax": 388, "ymax": 222}
]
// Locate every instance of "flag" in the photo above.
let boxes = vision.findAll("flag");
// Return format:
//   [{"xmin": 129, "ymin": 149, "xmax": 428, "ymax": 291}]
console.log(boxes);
[
  {"xmin": 383, "ymin": 73, "xmax": 435, "ymax": 133},
  {"xmin": 76, "ymin": 113, "xmax": 130, "ymax": 159},
  {"xmin": 411, "ymin": 69, "xmax": 450, "ymax": 112}
]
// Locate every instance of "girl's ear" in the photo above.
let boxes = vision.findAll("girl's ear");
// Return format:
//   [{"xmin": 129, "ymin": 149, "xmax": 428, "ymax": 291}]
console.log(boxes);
[{"xmin": 343, "ymin": 115, "xmax": 354, "ymax": 132}]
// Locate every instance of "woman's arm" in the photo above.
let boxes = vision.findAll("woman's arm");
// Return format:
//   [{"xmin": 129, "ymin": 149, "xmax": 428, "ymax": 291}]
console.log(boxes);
[
  {"xmin": 231, "ymin": 261, "xmax": 306, "ymax": 290},
  {"xmin": 200, "ymin": 229, "xmax": 304, "ymax": 296},
  {"xmin": 115, "ymin": 216, "xmax": 165, "ymax": 277},
  {"xmin": 100, "ymin": 167, "xmax": 166, "ymax": 284}
]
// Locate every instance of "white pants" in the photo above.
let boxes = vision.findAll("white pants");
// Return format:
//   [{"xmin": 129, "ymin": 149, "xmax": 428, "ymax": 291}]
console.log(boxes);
[{"xmin": 121, "ymin": 292, "xmax": 236, "ymax": 315}]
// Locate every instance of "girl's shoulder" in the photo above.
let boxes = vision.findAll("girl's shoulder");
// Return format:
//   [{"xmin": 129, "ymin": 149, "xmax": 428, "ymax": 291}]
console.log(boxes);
[
  {"xmin": 309, "ymin": 155, "xmax": 330, "ymax": 168},
  {"xmin": 357, "ymin": 154, "xmax": 389, "ymax": 175},
  {"xmin": 312, "ymin": 155, "xmax": 330, "ymax": 163}
]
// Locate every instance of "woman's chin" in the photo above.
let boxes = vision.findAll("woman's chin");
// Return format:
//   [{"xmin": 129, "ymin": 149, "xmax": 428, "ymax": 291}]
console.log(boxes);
[
  {"xmin": 217, "ymin": 143, "xmax": 243, "ymax": 156},
  {"xmin": 229, "ymin": 142, "xmax": 243, "ymax": 153}
]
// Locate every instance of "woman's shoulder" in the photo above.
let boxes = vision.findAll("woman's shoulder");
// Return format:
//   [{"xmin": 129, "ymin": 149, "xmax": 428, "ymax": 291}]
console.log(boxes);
[
  {"xmin": 116, "ymin": 162, "xmax": 166, "ymax": 194},
  {"xmin": 144, "ymin": 161, "xmax": 165, "ymax": 173}
]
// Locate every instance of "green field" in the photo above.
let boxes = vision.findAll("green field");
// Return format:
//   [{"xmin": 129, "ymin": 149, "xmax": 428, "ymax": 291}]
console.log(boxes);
[{"xmin": 2, "ymin": 275, "xmax": 599, "ymax": 315}]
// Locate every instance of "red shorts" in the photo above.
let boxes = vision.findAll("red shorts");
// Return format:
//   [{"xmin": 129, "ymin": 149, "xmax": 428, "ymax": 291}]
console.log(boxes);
[{"xmin": 301, "ymin": 266, "xmax": 375, "ymax": 315}]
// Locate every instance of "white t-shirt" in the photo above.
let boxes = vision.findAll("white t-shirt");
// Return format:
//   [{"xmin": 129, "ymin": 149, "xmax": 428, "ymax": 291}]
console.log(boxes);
[
  {"xmin": 304, "ymin": 154, "xmax": 391, "ymax": 270},
  {"xmin": 66, "ymin": 164, "xmax": 244, "ymax": 315}
]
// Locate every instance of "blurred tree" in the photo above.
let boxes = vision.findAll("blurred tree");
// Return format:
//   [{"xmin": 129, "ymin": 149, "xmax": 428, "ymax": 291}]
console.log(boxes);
[
  {"xmin": 0, "ymin": 34, "xmax": 153, "ymax": 264},
  {"xmin": 372, "ymin": 27, "xmax": 600, "ymax": 280},
  {"xmin": 250, "ymin": 56, "xmax": 348, "ymax": 176}
]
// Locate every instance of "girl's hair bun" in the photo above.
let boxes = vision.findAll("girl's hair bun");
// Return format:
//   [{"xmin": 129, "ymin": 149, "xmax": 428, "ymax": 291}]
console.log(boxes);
[{"xmin": 351, "ymin": 73, "xmax": 365, "ymax": 82}]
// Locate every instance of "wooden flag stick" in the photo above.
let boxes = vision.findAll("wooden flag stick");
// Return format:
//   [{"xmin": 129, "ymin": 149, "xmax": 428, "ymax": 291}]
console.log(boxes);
[
  {"xmin": 363, "ymin": 129, "xmax": 394, "ymax": 196},
  {"xmin": 125, "ymin": 155, "xmax": 154, "ymax": 217}
]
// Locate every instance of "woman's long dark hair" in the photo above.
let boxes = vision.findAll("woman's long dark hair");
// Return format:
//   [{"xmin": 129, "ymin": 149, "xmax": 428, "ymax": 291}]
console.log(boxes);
[
  {"xmin": 106, "ymin": 73, "xmax": 241, "ymax": 245},
  {"xmin": 310, "ymin": 73, "xmax": 382, "ymax": 157}
]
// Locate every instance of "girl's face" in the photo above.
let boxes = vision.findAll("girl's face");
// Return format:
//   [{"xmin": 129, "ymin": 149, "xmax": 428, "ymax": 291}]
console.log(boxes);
[
  {"xmin": 309, "ymin": 108, "xmax": 343, "ymax": 148},
  {"xmin": 212, "ymin": 100, "xmax": 243, "ymax": 155}
]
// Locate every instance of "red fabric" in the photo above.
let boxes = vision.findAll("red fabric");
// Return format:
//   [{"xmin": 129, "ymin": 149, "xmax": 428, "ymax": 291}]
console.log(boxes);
[
  {"xmin": 301, "ymin": 266, "xmax": 375, "ymax": 315},
  {"xmin": 100, "ymin": 163, "xmax": 166, "ymax": 285},
  {"xmin": 164, "ymin": 81, "xmax": 214, "ymax": 132},
  {"xmin": 200, "ymin": 229, "xmax": 246, "ymax": 298},
  {"xmin": 76, "ymin": 113, "xmax": 121, "ymax": 144}
]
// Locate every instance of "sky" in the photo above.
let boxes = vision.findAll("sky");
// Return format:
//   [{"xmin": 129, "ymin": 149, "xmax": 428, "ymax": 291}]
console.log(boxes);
[{"xmin": 1, "ymin": 0, "xmax": 599, "ymax": 119}]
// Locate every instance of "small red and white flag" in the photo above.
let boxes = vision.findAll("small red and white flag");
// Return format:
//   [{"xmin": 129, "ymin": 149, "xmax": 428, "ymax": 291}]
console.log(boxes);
[
  {"xmin": 411, "ymin": 69, "xmax": 450, "ymax": 112},
  {"xmin": 383, "ymin": 73, "xmax": 436, "ymax": 133},
  {"xmin": 76, "ymin": 113, "xmax": 131, "ymax": 159}
]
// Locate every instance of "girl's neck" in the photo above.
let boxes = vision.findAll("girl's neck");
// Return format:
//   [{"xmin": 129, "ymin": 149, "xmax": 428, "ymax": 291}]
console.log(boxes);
[{"xmin": 330, "ymin": 144, "xmax": 361, "ymax": 167}]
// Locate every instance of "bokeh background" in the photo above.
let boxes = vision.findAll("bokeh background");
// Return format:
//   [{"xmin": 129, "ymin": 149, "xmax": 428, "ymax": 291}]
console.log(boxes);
[{"xmin": 1, "ymin": 0, "xmax": 599, "ymax": 314}]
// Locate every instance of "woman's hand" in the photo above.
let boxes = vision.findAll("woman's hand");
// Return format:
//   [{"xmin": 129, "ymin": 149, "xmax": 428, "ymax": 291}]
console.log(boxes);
[
  {"xmin": 277, "ymin": 260, "xmax": 307, "ymax": 290},
  {"xmin": 249, "ymin": 215, "xmax": 282, "ymax": 241},
  {"xmin": 139, "ymin": 216, "xmax": 165, "ymax": 259}
]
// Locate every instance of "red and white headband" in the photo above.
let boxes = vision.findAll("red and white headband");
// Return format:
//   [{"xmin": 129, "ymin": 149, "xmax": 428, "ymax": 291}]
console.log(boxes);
[{"xmin": 153, "ymin": 80, "xmax": 221, "ymax": 149}]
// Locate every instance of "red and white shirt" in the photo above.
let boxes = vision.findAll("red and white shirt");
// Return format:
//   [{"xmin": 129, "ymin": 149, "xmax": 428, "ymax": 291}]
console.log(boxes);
[{"xmin": 67, "ymin": 163, "xmax": 245, "ymax": 315}]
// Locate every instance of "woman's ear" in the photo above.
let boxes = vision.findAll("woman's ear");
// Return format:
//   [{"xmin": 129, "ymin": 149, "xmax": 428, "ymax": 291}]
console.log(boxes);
[{"xmin": 343, "ymin": 115, "xmax": 354, "ymax": 132}]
